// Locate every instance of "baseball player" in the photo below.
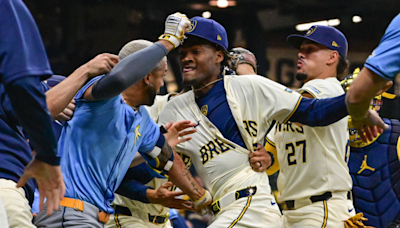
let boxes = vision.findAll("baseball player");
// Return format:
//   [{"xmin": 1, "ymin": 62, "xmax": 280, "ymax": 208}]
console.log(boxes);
[
  {"xmin": 35, "ymin": 13, "xmax": 212, "ymax": 228},
  {"xmin": 346, "ymin": 13, "xmax": 400, "ymax": 139},
  {"xmin": 266, "ymin": 25, "xmax": 357, "ymax": 228},
  {"xmin": 0, "ymin": 0, "xmax": 66, "ymax": 226},
  {"xmin": 343, "ymin": 69, "xmax": 400, "ymax": 228},
  {"xmin": 156, "ymin": 16, "xmax": 374, "ymax": 227}
]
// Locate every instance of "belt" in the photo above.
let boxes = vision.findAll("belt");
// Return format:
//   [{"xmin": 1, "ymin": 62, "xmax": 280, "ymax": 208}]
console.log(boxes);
[
  {"xmin": 210, "ymin": 186, "xmax": 257, "ymax": 215},
  {"xmin": 114, "ymin": 205, "xmax": 169, "ymax": 224},
  {"xmin": 285, "ymin": 191, "xmax": 351, "ymax": 210},
  {"xmin": 60, "ymin": 197, "xmax": 110, "ymax": 223}
]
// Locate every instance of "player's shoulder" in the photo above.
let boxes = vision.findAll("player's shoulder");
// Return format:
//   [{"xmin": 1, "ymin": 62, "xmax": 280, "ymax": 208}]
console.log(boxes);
[{"xmin": 299, "ymin": 77, "xmax": 343, "ymax": 98}]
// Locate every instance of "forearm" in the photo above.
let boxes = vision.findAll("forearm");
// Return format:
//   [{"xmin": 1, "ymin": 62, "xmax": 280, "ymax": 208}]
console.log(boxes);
[
  {"xmin": 168, "ymin": 152, "xmax": 204, "ymax": 201},
  {"xmin": 91, "ymin": 41, "xmax": 172, "ymax": 100},
  {"xmin": 346, "ymin": 67, "xmax": 389, "ymax": 120},
  {"xmin": 45, "ymin": 66, "xmax": 90, "ymax": 118},
  {"xmin": 289, "ymin": 94, "xmax": 348, "ymax": 127},
  {"xmin": 5, "ymin": 77, "xmax": 59, "ymax": 165},
  {"xmin": 115, "ymin": 179, "xmax": 151, "ymax": 203}
]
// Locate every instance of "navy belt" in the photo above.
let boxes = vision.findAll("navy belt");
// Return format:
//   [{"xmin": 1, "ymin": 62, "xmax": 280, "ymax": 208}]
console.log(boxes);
[
  {"xmin": 114, "ymin": 205, "xmax": 132, "ymax": 216},
  {"xmin": 286, "ymin": 191, "xmax": 351, "ymax": 210},
  {"xmin": 114, "ymin": 205, "xmax": 168, "ymax": 224},
  {"xmin": 210, "ymin": 186, "xmax": 257, "ymax": 214}
]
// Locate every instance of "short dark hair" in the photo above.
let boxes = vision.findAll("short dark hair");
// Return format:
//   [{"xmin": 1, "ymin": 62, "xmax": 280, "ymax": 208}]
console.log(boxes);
[{"xmin": 337, "ymin": 55, "xmax": 349, "ymax": 76}]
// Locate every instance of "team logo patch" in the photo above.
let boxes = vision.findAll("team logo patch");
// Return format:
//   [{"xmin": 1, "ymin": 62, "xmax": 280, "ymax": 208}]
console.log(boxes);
[
  {"xmin": 187, "ymin": 19, "xmax": 197, "ymax": 33},
  {"xmin": 308, "ymin": 86, "xmax": 321, "ymax": 94},
  {"xmin": 217, "ymin": 35, "xmax": 222, "ymax": 40},
  {"xmin": 201, "ymin": 105, "xmax": 208, "ymax": 116},
  {"xmin": 285, "ymin": 88, "xmax": 293, "ymax": 93},
  {"xmin": 305, "ymin": 26, "xmax": 317, "ymax": 36},
  {"xmin": 134, "ymin": 125, "xmax": 141, "ymax": 144},
  {"xmin": 332, "ymin": 41, "xmax": 339, "ymax": 47}
]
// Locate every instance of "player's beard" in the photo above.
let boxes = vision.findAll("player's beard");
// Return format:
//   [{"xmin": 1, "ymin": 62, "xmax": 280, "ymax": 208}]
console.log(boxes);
[
  {"xmin": 295, "ymin": 72, "xmax": 308, "ymax": 81},
  {"xmin": 145, "ymin": 85, "xmax": 157, "ymax": 106}
]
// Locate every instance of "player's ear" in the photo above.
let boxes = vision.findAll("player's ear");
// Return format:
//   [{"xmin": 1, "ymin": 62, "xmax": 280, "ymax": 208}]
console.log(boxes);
[
  {"xmin": 215, "ymin": 50, "xmax": 224, "ymax": 64},
  {"xmin": 143, "ymin": 74, "xmax": 151, "ymax": 85},
  {"xmin": 327, "ymin": 50, "xmax": 339, "ymax": 65}
]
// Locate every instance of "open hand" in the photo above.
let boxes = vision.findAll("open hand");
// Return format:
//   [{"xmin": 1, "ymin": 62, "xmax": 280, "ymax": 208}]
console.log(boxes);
[
  {"xmin": 164, "ymin": 120, "xmax": 197, "ymax": 148},
  {"xmin": 17, "ymin": 158, "xmax": 65, "ymax": 215}
]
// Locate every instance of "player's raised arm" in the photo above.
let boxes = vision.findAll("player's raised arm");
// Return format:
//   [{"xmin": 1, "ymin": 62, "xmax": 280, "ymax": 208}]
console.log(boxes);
[
  {"xmin": 83, "ymin": 13, "xmax": 190, "ymax": 101},
  {"xmin": 45, "ymin": 53, "xmax": 119, "ymax": 118}
]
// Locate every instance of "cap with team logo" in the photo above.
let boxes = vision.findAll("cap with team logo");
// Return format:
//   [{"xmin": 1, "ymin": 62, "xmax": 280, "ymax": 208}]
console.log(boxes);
[
  {"xmin": 287, "ymin": 25, "xmax": 348, "ymax": 58},
  {"xmin": 186, "ymin": 16, "xmax": 228, "ymax": 50}
]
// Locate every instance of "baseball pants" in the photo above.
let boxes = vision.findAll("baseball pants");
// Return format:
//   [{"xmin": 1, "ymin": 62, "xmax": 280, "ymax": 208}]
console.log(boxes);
[
  {"xmin": 208, "ymin": 194, "xmax": 282, "ymax": 228},
  {"xmin": 106, "ymin": 214, "xmax": 172, "ymax": 228},
  {"xmin": 282, "ymin": 192, "xmax": 356, "ymax": 228},
  {"xmin": 35, "ymin": 201, "xmax": 105, "ymax": 228},
  {"xmin": 0, "ymin": 179, "xmax": 35, "ymax": 228}
]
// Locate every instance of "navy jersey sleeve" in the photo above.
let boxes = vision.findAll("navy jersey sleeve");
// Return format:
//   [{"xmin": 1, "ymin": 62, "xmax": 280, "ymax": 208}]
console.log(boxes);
[
  {"xmin": 0, "ymin": 0, "xmax": 52, "ymax": 84},
  {"xmin": 364, "ymin": 13, "xmax": 400, "ymax": 81},
  {"xmin": 290, "ymin": 94, "xmax": 348, "ymax": 127},
  {"xmin": 116, "ymin": 163, "xmax": 165, "ymax": 203}
]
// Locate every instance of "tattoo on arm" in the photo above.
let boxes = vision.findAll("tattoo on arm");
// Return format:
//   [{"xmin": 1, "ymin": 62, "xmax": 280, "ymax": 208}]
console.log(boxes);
[
  {"xmin": 159, "ymin": 141, "xmax": 174, "ymax": 168},
  {"xmin": 182, "ymin": 170, "xmax": 200, "ymax": 195}
]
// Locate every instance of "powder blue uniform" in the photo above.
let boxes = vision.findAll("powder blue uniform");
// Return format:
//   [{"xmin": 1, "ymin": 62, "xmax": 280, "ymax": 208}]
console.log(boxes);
[
  {"xmin": 349, "ymin": 118, "xmax": 400, "ymax": 228},
  {"xmin": 60, "ymin": 76, "xmax": 160, "ymax": 214},
  {"xmin": 365, "ymin": 13, "xmax": 400, "ymax": 80}
]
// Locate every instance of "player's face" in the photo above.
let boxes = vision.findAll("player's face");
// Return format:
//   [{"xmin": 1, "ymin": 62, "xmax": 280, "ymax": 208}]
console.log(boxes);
[
  {"xmin": 179, "ymin": 43, "xmax": 222, "ymax": 87},
  {"xmin": 296, "ymin": 40, "xmax": 333, "ymax": 82},
  {"xmin": 145, "ymin": 60, "xmax": 167, "ymax": 106}
]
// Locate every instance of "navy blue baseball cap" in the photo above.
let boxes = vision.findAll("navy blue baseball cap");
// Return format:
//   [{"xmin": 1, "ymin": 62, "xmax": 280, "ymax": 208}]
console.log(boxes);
[
  {"xmin": 186, "ymin": 16, "xmax": 228, "ymax": 50},
  {"xmin": 45, "ymin": 75, "xmax": 66, "ymax": 87},
  {"xmin": 287, "ymin": 25, "xmax": 348, "ymax": 58}
]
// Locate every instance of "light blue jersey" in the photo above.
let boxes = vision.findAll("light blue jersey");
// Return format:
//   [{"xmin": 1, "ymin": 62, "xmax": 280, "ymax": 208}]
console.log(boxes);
[
  {"xmin": 365, "ymin": 13, "xmax": 400, "ymax": 80},
  {"xmin": 59, "ymin": 76, "xmax": 160, "ymax": 214}
]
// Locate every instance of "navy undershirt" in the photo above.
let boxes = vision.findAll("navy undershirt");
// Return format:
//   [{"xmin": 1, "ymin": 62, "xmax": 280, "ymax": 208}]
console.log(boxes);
[{"xmin": 195, "ymin": 80, "xmax": 246, "ymax": 148}]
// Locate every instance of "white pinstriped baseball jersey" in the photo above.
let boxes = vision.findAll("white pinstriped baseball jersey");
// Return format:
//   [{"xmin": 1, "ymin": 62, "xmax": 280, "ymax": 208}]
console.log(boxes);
[
  {"xmin": 268, "ymin": 77, "xmax": 352, "ymax": 202},
  {"xmin": 158, "ymin": 75, "xmax": 302, "ymax": 201}
]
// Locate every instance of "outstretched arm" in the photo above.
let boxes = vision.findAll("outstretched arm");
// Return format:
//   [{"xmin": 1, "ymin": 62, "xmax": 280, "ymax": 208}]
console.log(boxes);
[{"xmin": 289, "ymin": 94, "xmax": 388, "ymax": 141}]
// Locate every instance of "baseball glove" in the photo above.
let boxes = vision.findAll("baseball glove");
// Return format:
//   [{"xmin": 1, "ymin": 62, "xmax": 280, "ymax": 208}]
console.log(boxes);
[
  {"xmin": 344, "ymin": 213, "xmax": 374, "ymax": 228},
  {"xmin": 229, "ymin": 47, "xmax": 257, "ymax": 73}
]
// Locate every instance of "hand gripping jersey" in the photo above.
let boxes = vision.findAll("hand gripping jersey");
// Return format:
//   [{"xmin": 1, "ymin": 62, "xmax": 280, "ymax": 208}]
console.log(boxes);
[
  {"xmin": 268, "ymin": 77, "xmax": 352, "ymax": 202},
  {"xmin": 158, "ymin": 75, "xmax": 301, "ymax": 201},
  {"xmin": 349, "ymin": 118, "xmax": 400, "ymax": 228}
]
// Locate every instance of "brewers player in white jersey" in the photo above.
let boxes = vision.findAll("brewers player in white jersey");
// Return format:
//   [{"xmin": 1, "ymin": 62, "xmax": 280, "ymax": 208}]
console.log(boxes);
[
  {"xmin": 156, "ymin": 16, "xmax": 368, "ymax": 227},
  {"xmin": 266, "ymin": 26, "xmax": 356, "ymax": 228}
]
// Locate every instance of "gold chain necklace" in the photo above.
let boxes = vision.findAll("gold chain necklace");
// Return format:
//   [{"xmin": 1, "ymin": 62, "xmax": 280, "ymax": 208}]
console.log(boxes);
[{"xmin": 192, "ymin": 78, "xmax": 223, "ymax": 92}]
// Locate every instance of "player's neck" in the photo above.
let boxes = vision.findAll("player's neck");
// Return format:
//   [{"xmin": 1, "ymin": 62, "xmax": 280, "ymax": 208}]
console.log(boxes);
[
  {"xmin": 305, "ymin": 71, "xmax": 337, "ymax": 83},
  {"xmin": 193, "ymin": 74, "xmax": 222, "ymax": 97},
  {"xmin": 122, "ymin": 87, "xmax": 141, "ymax": 108}
]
